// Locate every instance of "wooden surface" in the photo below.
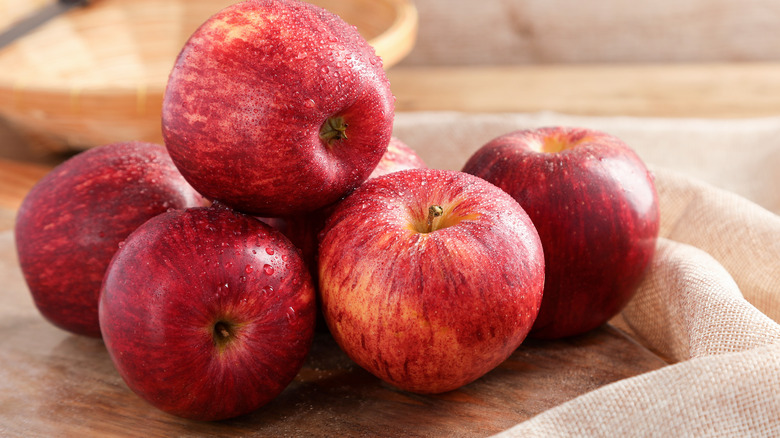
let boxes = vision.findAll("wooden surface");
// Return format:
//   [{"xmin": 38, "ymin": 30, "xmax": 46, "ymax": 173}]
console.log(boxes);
[
  {"xmin": 402, "ymin": 0, "xmax": 780, "ymax": 66},
  {"xmin": 388, "ymin": 62, "xmax": 780, "ymax": 118},
  {"xmin": 1, "ymin": 61, "xmax": 775, "ymax": 435}
]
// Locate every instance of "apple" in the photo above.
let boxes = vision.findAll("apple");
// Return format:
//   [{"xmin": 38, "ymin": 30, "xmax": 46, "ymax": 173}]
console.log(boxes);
[
  {"xmin": 318, "ymin": 168, "xmax": 545, "ymax": 394},
  {"xmin": 14, "ymin": 141, "xmax": 205, "ymax": 337},
  {"xmin": 462, "ymin": 127, "xmax": 660, "ymax": 339},
  {"xmin": 260, "ymin": 213, "xmax": 324, "ymax": 284},
  {"xmin": 98, "ymin": 204, "xmax": 316, "ymax": 421},
  {"xmin": 162, "ymin": 0, "xmax": 395, "ymax": 217},
  {"xmin": 368, "ymin": 136, "xmax": 428, "ymax": 179}
]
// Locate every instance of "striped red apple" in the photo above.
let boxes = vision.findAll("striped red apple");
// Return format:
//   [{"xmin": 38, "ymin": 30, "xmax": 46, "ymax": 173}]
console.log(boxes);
[
  {"xmin": 14, "ymin": 142, "xmax": 204, "ymax": 337},
  {"xmin": 99, "ymin": 205, "xmax": 316, "ymax": 421},
  {"xmin": 463, "ymin": 127, "xmax": 660, "ymax": 339},
  {"xmin": 162, "ymin": 0, "xmax": 395, "ymax": 217},
  {"xmin": 318, "ymin": 169, "xmax": 545, "ymax": 393}
]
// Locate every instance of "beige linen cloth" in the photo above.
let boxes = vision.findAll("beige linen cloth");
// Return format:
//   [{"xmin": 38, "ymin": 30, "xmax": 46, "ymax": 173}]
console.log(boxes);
[{"xmin": 393, "ymin": 112, "xmax": 780, "ymax": 437}]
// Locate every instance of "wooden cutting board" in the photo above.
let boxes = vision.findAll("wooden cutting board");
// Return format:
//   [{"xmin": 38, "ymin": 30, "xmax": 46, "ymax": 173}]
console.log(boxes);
[{"xmin": 0, "ymin": 226, "xmax": 667, "ymax": 437}]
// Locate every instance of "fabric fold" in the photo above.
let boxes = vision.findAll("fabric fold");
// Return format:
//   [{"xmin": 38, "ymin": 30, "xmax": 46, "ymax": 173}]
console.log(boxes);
[
  {"xmin": 494, "ymin": 343, "xmax": 780, "ymax": 437},
  {"xmin": 619, "ymin": 239, "xmax": 780, "ymax": 362}
]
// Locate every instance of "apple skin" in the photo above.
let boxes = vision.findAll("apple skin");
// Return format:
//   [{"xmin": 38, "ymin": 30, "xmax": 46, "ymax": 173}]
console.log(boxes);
[
  {"xmin": 98, "ymin": 205, "xmax": 316, "ymax": 421},
  {"xmin": 318, "ymin": 168, "xmax": 545, "ymax": 394},
  {"xmin": 14, "ymin": 141, "xmax": 205, "ymax": 338},
  {"xmin": 368, "ymin": 136, "xmax": 428, "ymax": 179},
  {"xmin": 462, "ymin": 127, "xmax": 660, "ymax": 339},
  {"xmin": 162, "ymin": 0, "xmax": 395, "ymax": 217}
]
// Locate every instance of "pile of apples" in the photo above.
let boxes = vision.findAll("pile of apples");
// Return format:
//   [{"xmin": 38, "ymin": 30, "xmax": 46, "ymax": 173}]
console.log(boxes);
[{"xmin": 14, "ymin": 0, "xmax": 660, "ymax": 422}]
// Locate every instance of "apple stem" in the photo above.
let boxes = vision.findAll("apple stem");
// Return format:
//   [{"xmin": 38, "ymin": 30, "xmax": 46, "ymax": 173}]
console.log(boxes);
[
  {"xmin": 426, "ymin": 205, "xmax": 444, "ymax": 233},
  {"xmin": 319, "ymin": 116, "xmax": 348, "ymax": 144}
]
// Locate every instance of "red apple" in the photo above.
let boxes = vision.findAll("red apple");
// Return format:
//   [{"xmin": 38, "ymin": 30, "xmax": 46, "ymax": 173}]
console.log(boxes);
[
  {"xmin": 318, "ymin": 168, "xmax": 545, "ymax": 394},
  {"xmin": 368, "ymin": 136, "xmax": 427, "ymax": 179},
  {"xmin": 14, "ymin": 141, "xmax": 204, "ymax": 337},
  {"xmin": 462, "ymin": 127, "xmax": 660, "ymax": 339},
  {"xmin": 261, "ymin": 213, "xmax": 325, "ymax": 283},
  {"xmin": 162, "ymin": 0, "xmax": 395, "ymax": 217},
  {"xmin": 98, "ymin": 205, "xmax": 316, "ymax": 421}
]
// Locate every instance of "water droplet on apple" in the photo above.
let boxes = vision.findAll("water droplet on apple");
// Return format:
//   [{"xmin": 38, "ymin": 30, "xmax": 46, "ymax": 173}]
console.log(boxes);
[
  {"xmin": 262, "ymin": 285, "xmax": 274, "ymax": 295},
  {"xmin": 245, "ymin": 264, "xmax": 254, "ymax": 273},
  {"xmin": 239, "ymin": 276, "xmax": 247, "ymax": 283},
  {"xmin": 286, "ymin": 306, "xmax": 296, "ymax": 322},
  {"xmin": 265, "ymin": 247, "xmax": 274, "ymax": 255},
  {"xmin": 263, "ymin": 264, "xmax": 274, "ymax": 275}
]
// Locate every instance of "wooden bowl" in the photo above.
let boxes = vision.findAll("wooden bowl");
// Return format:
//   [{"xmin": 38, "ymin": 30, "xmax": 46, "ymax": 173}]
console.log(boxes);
[{"xmin": 0, "ymin": 0, "xmax": 417, "ymax": 150}]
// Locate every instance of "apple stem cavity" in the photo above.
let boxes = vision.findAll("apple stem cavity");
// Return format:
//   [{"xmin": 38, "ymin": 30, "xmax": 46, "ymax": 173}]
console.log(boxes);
[
  {"xmin": 539, "ymin": 132, "xmax": 594, "ymax": 154},
  {"xmin": 319, "ymin": 116, "xmax": 349, "ymax": 145},
  {"xmin": 212, "ymin": 320, "xmax": 235, "ymax": 350},
  {"xmin": 425, "ymin": 205, "xmax": 444, "ymax": 233}
]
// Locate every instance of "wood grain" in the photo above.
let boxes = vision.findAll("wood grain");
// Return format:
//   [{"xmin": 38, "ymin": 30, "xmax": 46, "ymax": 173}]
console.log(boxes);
[
  {"xmin": 0, "ymin": 229, "xmax": 666, "ymax": 437},
  {"xmin": 388, "ymin": 63, "xmax": 780, "ymax": 118},
  {"xmin": 0, "ymin": 158, "xmax": 49, "ymax": 231},
  {"xmin": 403, "ymin": 0, "xmax": 780, "ymax": 65}
]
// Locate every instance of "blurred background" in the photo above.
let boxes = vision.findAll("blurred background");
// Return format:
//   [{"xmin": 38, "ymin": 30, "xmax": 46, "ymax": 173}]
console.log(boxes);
[{"xmin": 404, "ymin": 0, "xmax": 780, "ymax": 65}]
